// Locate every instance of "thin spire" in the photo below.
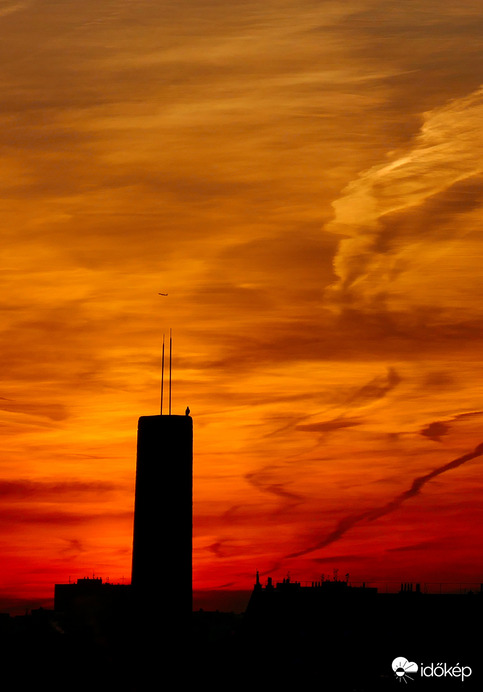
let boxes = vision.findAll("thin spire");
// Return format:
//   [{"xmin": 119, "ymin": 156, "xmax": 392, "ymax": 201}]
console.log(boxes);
[{"xmin": 169, "ymin": 328, "xmax": 172, "ymax": 415}]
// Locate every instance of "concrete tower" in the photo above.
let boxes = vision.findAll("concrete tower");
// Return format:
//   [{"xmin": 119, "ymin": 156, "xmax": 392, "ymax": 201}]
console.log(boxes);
[{"xmin": 131, "ymin": 413, "xmax": 193, "ymax": 617}]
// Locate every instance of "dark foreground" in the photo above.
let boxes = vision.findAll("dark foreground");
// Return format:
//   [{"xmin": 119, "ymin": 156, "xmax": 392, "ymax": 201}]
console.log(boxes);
[{"xmin": 1, "ymin": 586, "xmax": 481, "ymax": 691}]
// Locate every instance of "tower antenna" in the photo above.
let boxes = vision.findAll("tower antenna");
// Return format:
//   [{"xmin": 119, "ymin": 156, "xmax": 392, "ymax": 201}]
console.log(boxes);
[
  {"xmin": 160, "ymin": 333, "xmax": 165, "ymax": 415},
  {"xmin": 169, "ymin": 328, "xmax": 172, "ymax": 415}
]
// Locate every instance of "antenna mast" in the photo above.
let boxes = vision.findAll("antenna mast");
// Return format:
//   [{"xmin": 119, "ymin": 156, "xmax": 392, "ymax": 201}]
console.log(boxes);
[{"xmin": 169, "ymin": 328, "xmax": 172, "ymax": 415}]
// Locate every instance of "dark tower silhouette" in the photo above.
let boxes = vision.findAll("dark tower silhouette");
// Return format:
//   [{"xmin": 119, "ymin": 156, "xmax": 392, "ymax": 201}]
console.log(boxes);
[{"xmin": 131, "ymin": 414, "xmax": 193, "ymax": 621}]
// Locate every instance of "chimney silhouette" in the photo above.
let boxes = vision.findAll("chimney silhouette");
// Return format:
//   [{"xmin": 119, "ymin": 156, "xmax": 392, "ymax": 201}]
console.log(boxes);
[{"xmin": 131, "ymin": 414, "xmax": 193, "ymax": 618}]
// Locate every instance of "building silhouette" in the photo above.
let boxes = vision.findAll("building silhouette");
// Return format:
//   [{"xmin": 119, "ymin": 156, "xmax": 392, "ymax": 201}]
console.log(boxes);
[
  {"xmin": 131, "ymin": 413, "xmax": 193, "ymax": 622},
  {"xmin": 51, "ymin": 411, "xmax": 193, "ymax": 625},
  {"xmin": 54, "ymin": 576, "xmax": 130, "ymax": 613},
  {"xmin": 236, "ymin": 572, "xmax": 483, "ymax": 688},
  {"xmin": 49, "ymin": 412, "xmax": 194, "ymax": 686}
]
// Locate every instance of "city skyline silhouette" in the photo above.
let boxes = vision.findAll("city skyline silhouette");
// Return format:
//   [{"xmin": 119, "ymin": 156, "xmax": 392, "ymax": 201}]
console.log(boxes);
[{"xmin": 1, "ymin": 405, "xmax": 481, "ymax": 690}]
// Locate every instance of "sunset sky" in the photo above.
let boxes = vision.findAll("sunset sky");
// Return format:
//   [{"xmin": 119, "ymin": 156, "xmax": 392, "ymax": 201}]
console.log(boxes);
[{"xmin": 1, "ymin": 0, "xmax": 483, "ymax": 612}]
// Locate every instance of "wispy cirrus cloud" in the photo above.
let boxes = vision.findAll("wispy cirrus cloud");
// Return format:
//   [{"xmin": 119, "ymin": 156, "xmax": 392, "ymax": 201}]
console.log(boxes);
[
  {"xmin": 326, "ymin": 86, "xmax": 483, "ymax": 315},
  {"xmin": 286, "ymin": 442, "xmax": 483, "ymax": 559},
  {"xmin": 0, "ymin": 479, "xmax": 118, "ymax": 500},
  {"xmin": 245, "ymin": 465, "xmax": 303, "ymax": 503}
]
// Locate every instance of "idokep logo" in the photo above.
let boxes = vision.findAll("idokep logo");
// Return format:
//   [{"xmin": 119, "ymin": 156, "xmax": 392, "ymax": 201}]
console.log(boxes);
[
  {"xmin": 392, "ymin": 657, "xmax": 419, "ymax": 683},
  {"xmin": 392, "ymin": 657, "xmax": 473, "ymax": 683}
]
